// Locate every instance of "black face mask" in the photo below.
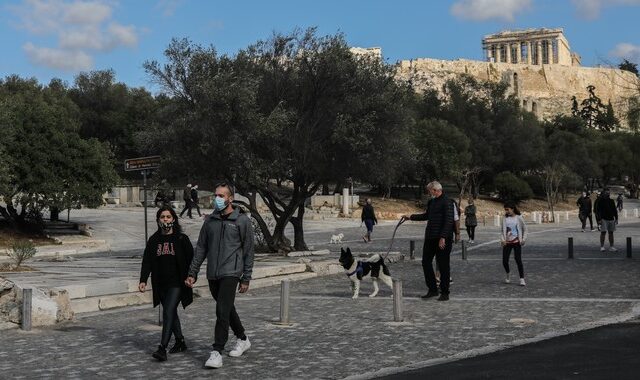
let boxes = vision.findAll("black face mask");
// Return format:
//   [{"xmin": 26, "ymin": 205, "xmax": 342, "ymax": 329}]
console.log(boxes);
[{"xmin": 159, "ymin": 221, "xmax": 174, "ymax": 232}]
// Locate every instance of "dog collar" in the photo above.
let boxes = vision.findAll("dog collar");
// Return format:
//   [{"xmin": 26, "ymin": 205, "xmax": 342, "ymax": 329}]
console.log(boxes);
[{"xmin": 347, "ymin": 261, "xmax": 364, "ymax": 277}]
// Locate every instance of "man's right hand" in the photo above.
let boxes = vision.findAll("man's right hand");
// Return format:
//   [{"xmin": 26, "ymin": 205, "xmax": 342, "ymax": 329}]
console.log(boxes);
[{"xmin": 185, "ymin": 276, "xmax": 196, "ymax": 288}]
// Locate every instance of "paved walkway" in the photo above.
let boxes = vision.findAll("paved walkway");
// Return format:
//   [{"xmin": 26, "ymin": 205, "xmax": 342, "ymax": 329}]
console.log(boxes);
[{"xmin": 1, "ymin": 216, "xmax": 639, "ymax": 379}]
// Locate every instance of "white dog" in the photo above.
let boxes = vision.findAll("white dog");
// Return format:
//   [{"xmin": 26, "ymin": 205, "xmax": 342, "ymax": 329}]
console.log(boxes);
[
  {"xmin": 339, "ymin": 248, "xmax": 393, "ymax": 299},
  {"xmin": 329, "ymin": 233, "xmax": 344, "ymax": 244}
]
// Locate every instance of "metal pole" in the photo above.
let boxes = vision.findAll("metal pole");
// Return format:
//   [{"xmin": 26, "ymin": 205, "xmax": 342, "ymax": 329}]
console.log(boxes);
[
  {"xmin": 568, "ymin": 237, "xmax": 574, "ymax": 259},
  {"xmin": 409, "ymin": 240, "xmax": 415, "ymax": 260},
  {"xmin": 280, "ymin": 279, "xmax": 290, "ymax": 324},
  {"xmin": 392, "ymin": 279, "xmax": 403, "ymax": 322},
  {"xmin": 143, "ymin": 170, "xmax": 148, "ymax": 244},
  {"xmin": 627, "ymin": 237, "xmax": 632, "ymax": 259},
  {"xmin": 22, "ymin": 288, "xmax": 32, "ymax": 331},
  {"xmin": 461, "ymin": 240, "xmax": 468, "ymax": 260}
]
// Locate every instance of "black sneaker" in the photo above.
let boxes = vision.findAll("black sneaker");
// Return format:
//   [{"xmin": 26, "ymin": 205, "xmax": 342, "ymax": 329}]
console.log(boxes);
[
  {"xmin": 421, "ymin": 291, "xmax": 439, "ymax": 299},
  {"xmin": 152, "ymin": 345, "xmax": 167, "ymax": 361},
  {"xmin": 169, "ymin": 338, "xmax": 187, "ymax": 354},
  {"xmin": 437, "ymin": 294, "xmax": 450, "ymax": 301}
]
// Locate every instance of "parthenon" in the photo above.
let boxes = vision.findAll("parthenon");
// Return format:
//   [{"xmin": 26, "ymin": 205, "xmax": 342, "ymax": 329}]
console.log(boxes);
[{"xmin": 482, "ymin": 28, "xmax": 581, "ymax": 66}]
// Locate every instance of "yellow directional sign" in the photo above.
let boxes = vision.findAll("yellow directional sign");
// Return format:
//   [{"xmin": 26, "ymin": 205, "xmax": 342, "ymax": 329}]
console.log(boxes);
[{"xmin": 124, "ymin": 156, "xmax": 161, "ymax": 171}]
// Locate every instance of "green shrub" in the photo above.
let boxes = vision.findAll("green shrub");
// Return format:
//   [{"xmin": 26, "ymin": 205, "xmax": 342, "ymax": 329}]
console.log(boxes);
[
  {"xmin": 495, "ymin": 172, "xmax": 534, "ymax": 202},
  {"xmin": 9, "ymin": 240, "xmax": 37, "ymax": 267},
  {"xmin": 523, "ymin": 174, "xmax": 545, "ymax": 197}
]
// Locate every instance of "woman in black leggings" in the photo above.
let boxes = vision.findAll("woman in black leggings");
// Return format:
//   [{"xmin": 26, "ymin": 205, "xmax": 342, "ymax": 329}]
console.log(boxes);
[
  {"xmin": 139, "ymin": 206, "xmax": 194, "ymax": 361},
  {"xmin": 500, "ymin": 201, "xmax": 528, "ymax": 286}
]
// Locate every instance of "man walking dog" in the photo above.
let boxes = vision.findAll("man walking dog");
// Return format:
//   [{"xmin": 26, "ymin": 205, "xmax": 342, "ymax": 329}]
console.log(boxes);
[
  {"xmin": 185, "ymin": 182, "xmax": 254, "ymax": 369},
  {"xmin": 403, "ymin": 181, "xmax": 454, "ymax": 301}
]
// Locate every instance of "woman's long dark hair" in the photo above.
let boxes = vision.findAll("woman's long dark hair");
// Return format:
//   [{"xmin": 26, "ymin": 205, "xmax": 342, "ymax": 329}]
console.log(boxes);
[
  {"xmin": 155, "ymin": 205, "xmax": 182, "ymax": 234},
  {"xmin": 503, "ymin": 200, "xmax": 521, "ymax": 215}
]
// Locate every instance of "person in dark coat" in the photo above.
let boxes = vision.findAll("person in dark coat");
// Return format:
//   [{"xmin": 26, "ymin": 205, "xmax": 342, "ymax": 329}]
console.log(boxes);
[
  {"xmin": 402, "ymin": 181, "xmax": 454, "ymax": 301},
  {"xmin": 179, "ymin": 184, "xmax": 193, "ymax": 219},
  {"xmin": 464, "ymin": 198, "xmax": 478, "ymax": 243},
  {"xmin": 576, "ymin": 192, "xmax": 594, "ymax": 232},
  {"xmin": 616, "ymin": 194, "xmax": 623, "ymax": 211},
  {"xmin": 191, "ymin": 185, "xmax": 202, "ymax": 217},
  {"xmin": 361, "ymin": 198, "xmax": 378, "ymax": 243},
  {"xmin": 596, "ymin": 189, "xmax": 618, "ymax": 252},
  {"xmin": 139, "ymin": 205, "xmax": 194, "ymax": 361}
]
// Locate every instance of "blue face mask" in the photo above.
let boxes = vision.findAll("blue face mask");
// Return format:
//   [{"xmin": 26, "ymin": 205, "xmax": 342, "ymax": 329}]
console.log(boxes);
[{"xmin": 214, "ymin": 196, "xmax": 227, "ymax": 211}]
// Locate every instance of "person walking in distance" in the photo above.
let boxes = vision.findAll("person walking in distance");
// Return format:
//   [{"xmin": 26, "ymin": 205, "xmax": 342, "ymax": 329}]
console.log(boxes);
[
  {"xmin": 577, "ymin": 192, "xmax": 594, "ymax": 232},
  {"xmin": 139, "ymin": 206, "xmax": 194, "ymax": 361},
  {"xmin": 179, "ymin": 184, "xmax": 193, "ymax": 219},
  {"xmin": 500, "ymin": 201, "xmax": 528, "ymax": 286},
  {"xmin": 464, "ymin": 198, "xmax": 478, "ymax": 243},
  {"xmin": 616, "ymin": 193, "xmax": 624, "ymax": 212},
  {"xmin": 361, "ymin": 198, "xmax": 378, "ymax": 243},
  {"xmin": 185, "ymin": 182, "xmax": 254, "ymax": 369},
  {"xmin": 402, "ymin": 181, "xmax": 454, "ymax": 301},
  {"xmin": 596, "ymin": 189, "xmax": 618, "ymax": 252},
  {"xmin": 593, "ymin": 190, "xmax": 602, "ymax": 231},
  {"xmin": 191, "ymin": 185, "xmax": 202, "ymax": 217}
]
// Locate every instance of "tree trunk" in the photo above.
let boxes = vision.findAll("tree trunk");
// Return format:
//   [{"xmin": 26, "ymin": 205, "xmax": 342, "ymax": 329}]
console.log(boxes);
[
  {"xmin": 291, "ymin": 203, "xmax": 308, "ymax": 251},
  {"xmin": 50, "ymin": 207, "xmax": 60, "ymax": 221},
  {"xmin": 322, "ymin": 183, "xmax": 330, "ymax": 195}
]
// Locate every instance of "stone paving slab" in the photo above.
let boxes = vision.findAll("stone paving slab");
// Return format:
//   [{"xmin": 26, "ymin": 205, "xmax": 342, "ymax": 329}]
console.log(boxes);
[{"xmin": 1, "ymin": 255, "xmax": 638, "ymax": 379}]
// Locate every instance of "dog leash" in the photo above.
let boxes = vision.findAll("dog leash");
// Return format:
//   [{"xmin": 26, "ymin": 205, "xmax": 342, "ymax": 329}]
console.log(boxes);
[{"xmin": 382, "ymin": 216, "xmax": 407, "ymax": 262}]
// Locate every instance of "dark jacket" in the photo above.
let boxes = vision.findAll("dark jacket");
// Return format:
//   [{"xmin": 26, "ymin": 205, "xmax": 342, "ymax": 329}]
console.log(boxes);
[
  {"xmin": 191, "ymin": 188, "xmax": 199, "ymax": 202},
  {"xmin": 361, "ymin": 204, "xmax": 378, "ymax": 224},
  {"xmin": 189, "ymin": 207, "xmax": 255, "ymax": 283},
  {"xmin": 596, "ymin": 197, "xmax": 618, "ymax": 221},
  {"xmin": 183, "ymin": 187, "xmax": 191, "ymax": 202},
  {"xmin": 464, "ymin": 204, "xmax": 478, "ymax": 227},
  {"xmin": 577, "ymin": 196, "xmax": 592, "ymax": 214},
  {"xmin": 410, "ymin": 193, "xmax": 454, "ymax": 239},
  {"xmin": 139, "ymin": 232, "xmax": 194, "ymax": 308}
]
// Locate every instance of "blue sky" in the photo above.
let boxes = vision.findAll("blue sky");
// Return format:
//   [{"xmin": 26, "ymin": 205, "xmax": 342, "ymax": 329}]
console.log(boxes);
[{"xmin": 1, "ymin": 0, "xmax": 639, "ymax": 89}]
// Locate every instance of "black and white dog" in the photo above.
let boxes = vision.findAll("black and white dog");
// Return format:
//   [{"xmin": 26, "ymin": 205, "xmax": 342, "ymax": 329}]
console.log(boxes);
[{"xmin": 339, "ymin": 247, "xmax": 393, "ymax": 299}]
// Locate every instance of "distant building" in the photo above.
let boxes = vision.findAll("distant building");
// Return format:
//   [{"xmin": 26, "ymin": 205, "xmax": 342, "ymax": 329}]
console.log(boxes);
[{"xmin": 482, "ymin": 28, "xmax": 581, "ymax": 66}]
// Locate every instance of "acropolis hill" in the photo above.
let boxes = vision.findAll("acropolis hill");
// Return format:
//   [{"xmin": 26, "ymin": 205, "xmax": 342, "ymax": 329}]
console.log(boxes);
[{"xmin": 384, "ymin": 28, "xmax": 639, "ymax": 128}]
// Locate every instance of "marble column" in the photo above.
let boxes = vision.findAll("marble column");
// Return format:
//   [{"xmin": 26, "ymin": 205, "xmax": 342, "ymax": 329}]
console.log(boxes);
[
  {"xmin": 526, "ymin": 41, "xmax": 532, "ymax": 64},
  {"xmin": 536, "ymin": 41, "xmax": 542, "ymax": 65},
  {"xmin": 496, "ymin": 44, "xmax": 502, "ymax": 63},
  {"xmin": 505, "ymin": 43, "xmax": 511, "ymax": 64},
  {"xmin": 515, "ymin": 43, "xmax": 521, "ymax": 64}
]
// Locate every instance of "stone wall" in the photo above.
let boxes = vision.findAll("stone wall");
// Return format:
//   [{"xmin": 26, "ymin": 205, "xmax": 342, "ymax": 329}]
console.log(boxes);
[
  {"xmin": 396, "ymin": 58, "xmax": 640, "ymax": 128},
  {"xmin": 0, "ymin": 277, "xmax": 73, "ymax": 329}
]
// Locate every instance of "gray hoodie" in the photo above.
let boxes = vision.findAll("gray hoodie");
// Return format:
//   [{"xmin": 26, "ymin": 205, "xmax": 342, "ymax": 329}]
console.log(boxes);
[{"xmin": 188, "ymin": 207, "xmax": 255, "ymax": 283}]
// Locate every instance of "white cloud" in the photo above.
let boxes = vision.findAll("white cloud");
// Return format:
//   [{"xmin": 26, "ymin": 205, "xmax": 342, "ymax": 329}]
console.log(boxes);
[
  {"xmin": 108, "ymin": 23, "xmax": 138, "ymax": 47},
  {"xmin": 571, "ymin": 0, "xmax": 640, "ymax": 20},
  {"xmin": 11, "ymin": 0, "xmax": 140, "ymax": 71},
  {"xmin": 156, "ymin": 0, "xmax": 184, "ymax": 17},
  {"xmin": 63, "ymin": 1, "xmax": 112, "ymax": 24},
  {"xmin": 23, "ymin": 42, "xmax": 93, "ymax": 71},
  {"xmin": 450, "ymin": 0, "xmax": 533, "ymax": 22},
  {"xmin": 610, "ymin": 43, "xmax": 640, "ymax": 63}
]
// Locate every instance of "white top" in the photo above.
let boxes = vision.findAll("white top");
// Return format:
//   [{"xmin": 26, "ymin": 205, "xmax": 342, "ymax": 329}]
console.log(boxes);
[{"xmin": 505, "ymin": 216, "xmax": 519, "ymax": 243}]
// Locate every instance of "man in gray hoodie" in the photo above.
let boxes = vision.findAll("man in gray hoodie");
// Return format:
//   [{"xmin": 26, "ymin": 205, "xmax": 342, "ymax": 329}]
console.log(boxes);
[{"xmin": 185, "ymin": 182, "xmax": 254, "ymax": 369}]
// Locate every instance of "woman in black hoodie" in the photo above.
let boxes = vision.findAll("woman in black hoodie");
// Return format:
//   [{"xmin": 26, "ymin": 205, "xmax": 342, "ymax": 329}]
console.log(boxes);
[{"xmin": 139, "ymin": 206, "xmax": 194, "ymax": 361}]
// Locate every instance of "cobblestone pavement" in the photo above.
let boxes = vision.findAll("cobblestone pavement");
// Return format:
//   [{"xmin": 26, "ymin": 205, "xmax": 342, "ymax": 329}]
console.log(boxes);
[{"xmin": 2, "ymin": 218, "xmax": 639, "ymax": 379}]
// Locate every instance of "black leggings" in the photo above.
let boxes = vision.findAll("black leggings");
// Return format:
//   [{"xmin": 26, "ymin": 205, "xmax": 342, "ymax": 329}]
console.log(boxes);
[
  {"xmin": 466, "ymin": 225, "xmax": 476, "ymax": 240},
  {"xmin": 502, "ymin": 243, "xmax": 524, "ymax": 278},
  {"xmin": 158, "ymin": 287, "xmax": 183, "ymax": 347}
]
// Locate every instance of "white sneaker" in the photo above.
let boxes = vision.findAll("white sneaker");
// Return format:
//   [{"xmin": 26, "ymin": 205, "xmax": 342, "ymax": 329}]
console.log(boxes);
[
  {"xmin": 600, "ymin": 246, "xmax": 606, "ymax": 252},
  {"xmin": 205, "ymin": 350, "xmax": 223, "ymax": 368},
  {"xmin": 609, "ymin": 246, "xmax": 617, "ymax": 252},
  {"xmin": 229, "ymin": 337, "xmax": 251, "ymax": 357},
  {"xmin": 519, "ymin": 278, "xmax": 526, "ymax": 286},
  {"xmin": 469, "ymin": 240, "xmax": 474, "ymax": 244},
  {"xmin": 504, "ymin": 275, "xmax": 511, "ymax": 284}
]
